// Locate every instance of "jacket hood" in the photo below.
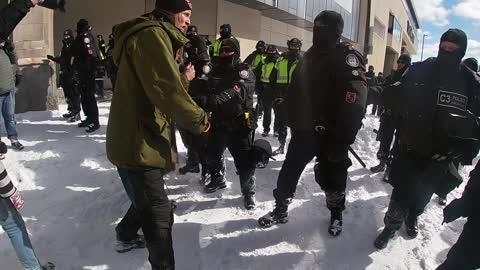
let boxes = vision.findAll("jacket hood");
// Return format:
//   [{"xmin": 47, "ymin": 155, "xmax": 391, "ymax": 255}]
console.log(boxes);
[{"xmin": 113, "ymin": 14, "xmax": 188, "ymax": 66}]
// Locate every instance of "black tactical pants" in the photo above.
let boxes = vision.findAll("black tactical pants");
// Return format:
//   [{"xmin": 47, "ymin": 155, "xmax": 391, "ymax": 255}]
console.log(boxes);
[
  {"xmin": 273, "ymin": 100, "xmax": 288, "ymax": 145},
  {"xmin": 205, "ymin": 126, "xmax": 256, "ymax": 196},
  {"xmin": 376, "ymin": 114, "xmax": 395, "ymax": 160},
  {"xmin": 273, "ymin": 131, "xmax": 352, "ymax": 212},
  {"xmin": 178, "ymin": 127, "xmax": 203, "ymax": 167},
  {"xmin": 77, "ymin": 70, "xmax": 99, "ymax": 125},
  {"xmin": 127, "ymin": 168, "xmax": 175, "ymax": 270},
  {"xmin": 259, "ymin": 92, "xmax": 274, "ymax": 134},
  {"xmin": 436, "ymin": 217, "xmax": 480, "ymax": 270},
  {"xmin": 61, "ymin": 72, "xmax": 81, "ymax": 114},
  {"xmin": 383, "ymin": 152, "xmax": 449, "ymax": 231}
]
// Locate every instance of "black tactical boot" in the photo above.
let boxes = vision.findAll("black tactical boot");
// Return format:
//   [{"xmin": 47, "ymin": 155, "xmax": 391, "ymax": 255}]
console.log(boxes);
[
  {"xmin": 62, "ymin": 111, "xmax": 74, "ymax": 118},
  {"xmin": 244, "ymin": 195, "xmax": 256, "ymax": 210},
  {"xmin": 204, "ymin": 173, "xmax": 227, "ymax": 193},
  {"xmin": 273, "ymin": 132, "xmax": 279, "ymax": 137},
  {"xmin": 374, "ymin": 228, "xmax": 396, "ymax": 249},
  {"xmin": 115, "ymin": 234, "xmax": 146, "ymax": 253},
  {"xmin": 78, "ymin": 120, "xmax": 91, "ymax": 128},
  {"xmin": 68, "ymin": 113, "xmax": 81, "ymax": 123},
  {"xmin": 370, "ymin": 160, "xmax": 386, "ymax": 173},
  {"xmin": 42, "ymin": 262, "xmax": 55, "ymax": 270},
  {"xmin": 86, "ymin": 122, "xmax": 100, "ymax": 133},
  {"xmin": 199, "ymin": 169, "xmax": 210, "ymax": 185},
  {"xmin": 405, "ymin": 215, "xmax": 419, "ymax": 238},
  {"xmin": 272, "ymin": 143, "xmax": 285, "ymax": 156},
  {"xmin": 328, "ymin": 211, "xmax": 343, "ymax": 236},
  {"xmin": 258, "ymin": 200, "xmax": 289, "ymax": 228},
  {"xmin": 261, "ymin": 131, "xmax": 269, "ymax": 137},
  {"xmin": 179, "ymin": 163, "xmax": 200, "ymax": 175},
  {"xmin": 438, "ymin": 195, "xmax": 447, "ymax": 206}
]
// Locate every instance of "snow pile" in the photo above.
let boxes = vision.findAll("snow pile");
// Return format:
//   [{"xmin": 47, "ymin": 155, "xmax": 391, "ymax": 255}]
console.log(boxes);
[{"xmin": 0, "ymin": 103, "xmax": 473, "ymax": 270}]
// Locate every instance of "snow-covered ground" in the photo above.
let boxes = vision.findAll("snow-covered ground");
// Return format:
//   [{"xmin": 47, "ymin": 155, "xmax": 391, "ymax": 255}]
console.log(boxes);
[{"xmin": 0, "ymin": 102, "xmax": 474, "ymax": 270}]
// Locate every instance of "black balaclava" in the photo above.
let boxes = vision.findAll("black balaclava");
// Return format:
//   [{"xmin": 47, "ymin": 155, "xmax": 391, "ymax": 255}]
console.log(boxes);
[
  {"xmin": 97, "ymin": 35, "xmax": 105, "ymax": 46},
  {"xmin": 437, "ymin": 29, "xmax": 468, "ymax": 68},
  {"xmin": 265, "ymin": 45, "xmax": 278, "ymax": 63},
  {"xmin": 256, "ymin": 40, "xmax": 266, "ymax": 54},
  {"xmin": 463, "ymin": 57, "xmax": 478, "ymax": 72},
  {"xmin": 62, "ymin": 29, "xmax": 74, "ymax": 46},
  {"xmin": 77, "ymin": 19, "xmax": 89, "ymax": 33},
  {"xmin": 218, "ymin": 37, "xmax": 240, "ymax": 68},
  {"xmin": 185, "ymin": 35, "xmax": 210, "ymax": 66},
  {"xmin": 187, "ymin": 25, "xmax": 198, "ymax": 39},
  {"xmin": 313, "ymin": 10, "xmax": 344, "ymax": 50},
  {"xmin": 220, "ymin": 24, "xmax": 232, "ymax": 39}
]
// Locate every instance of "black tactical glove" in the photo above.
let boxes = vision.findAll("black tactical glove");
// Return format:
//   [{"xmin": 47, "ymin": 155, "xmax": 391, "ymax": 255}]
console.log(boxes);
[
  {"xmin": 442, "ymin": 198, "xmax": 467, "ymax": 224},
  {"xmin": 272, "ymin": 98, "xmax": 284, "ymax": 107}
]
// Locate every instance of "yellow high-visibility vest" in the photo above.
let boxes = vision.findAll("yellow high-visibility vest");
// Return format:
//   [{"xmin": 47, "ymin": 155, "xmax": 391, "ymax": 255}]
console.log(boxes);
[
  {"xmin": 276, "ymin": 58, "xmax": 297, "ymax": 84},
  {"xmin": 212, "ymin": 37, "xmax": 241, "ymax": 57},
  {"xmin": 261, "ymin": 62, "xmax": 276, "ymax": 83},
  {"xmin": 252, "ymin": 54, "xmax": 265, "ymax": 69}
]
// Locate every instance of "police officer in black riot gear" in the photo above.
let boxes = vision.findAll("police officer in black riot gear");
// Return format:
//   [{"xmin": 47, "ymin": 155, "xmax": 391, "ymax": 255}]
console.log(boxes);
[
  {"xmin": 374, "ymin": 29, "xmax": 480, "ymax": 250},
  {"xmin": 258, "ymin": 11, "xmax": 368, "ymax": 236},
  {"xmin": 437, "ymin": 161, "xmax": 480, "ymax": 270},
  {"xmin": 47, "ymin": 29, "xmax": 81, "ymax": 122},
  {"xmin": 177, "ymin": 27, "xmax": 213, "ymax": 181},
  {"xmin": 209, "ymin": 24, "xmax": 240, "ymax": 65},
  {"xmin": 71, "ymin": 19, "xmax": 101, "ymax": 132},
  {"xmin": 254, "ymin": 44, "xmax": 279, "ymax": 137},
  {"xmin": 271, "ymin": 38, "xmax": 302, "ymax": 155},
  {"xmin": 194, "ymin": 38, "xmax": 266, "ymax": 210},
  {"xmin": 370, "ymin": 54, "xmax": 411, "ymax": 175}
]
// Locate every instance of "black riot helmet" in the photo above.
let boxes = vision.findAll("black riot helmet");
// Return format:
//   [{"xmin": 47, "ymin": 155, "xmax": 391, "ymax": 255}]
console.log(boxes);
[
  {"xmin": 62, "ymin": 29, "xmax": 74, "ymax": 45},
  {"xmin": 76, "ymin": 19, "xmax": 90, "ymax": 33},
  {"xmin": 463, "ymin": 57, "xmax": 479, "ymax": 72},
  {"xmin": 265, "ymin": 44, "xmax": 278, "ymax": 62},
  {"xmin": 220, "ymin": 24, "xmax": 232, "ymax": 39},
  {"xmin": 256, "ymin": 40, "xmax": 266, "ymax": 54},
  {"xmin": 313, "ymin": 10, "xmax": 344, "ymax": 50},
  {"xmin": 250, "ymin": 139, "xmax": 275, "ymax": 169},
  {"xmin": 185, "ymin": 36, "xmax": 210, "ymax": 64},
  {"xmin": 437, "ymin": 29, "xmax": 468, "ymax": 68},
  {"xmin": 97, "ymin": 35, "xmax": 105, "ymax": 45},
  {"xmin": 287, "ymin": 38, "xmax": 302, "ymax": 52}
]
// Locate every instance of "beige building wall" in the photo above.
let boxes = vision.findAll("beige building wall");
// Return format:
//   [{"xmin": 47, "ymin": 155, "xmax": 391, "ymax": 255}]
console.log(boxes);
[
  {"xmin": 368, "ymin": 0, "xmax": 418, "ymax": 75},
  {"xmin": 12, "ymin": 7, "xmax": 57, "ymax": 112}
]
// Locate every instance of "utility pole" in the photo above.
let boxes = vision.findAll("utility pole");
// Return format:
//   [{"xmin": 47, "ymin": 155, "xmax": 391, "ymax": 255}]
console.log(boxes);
[{"xmin": 420, "ymin": 33, "xmax": 428, "ymax": 61}]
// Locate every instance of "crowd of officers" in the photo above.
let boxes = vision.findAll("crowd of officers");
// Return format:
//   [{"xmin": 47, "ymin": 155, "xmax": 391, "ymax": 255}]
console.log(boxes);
[
  {"xmin": 47, "ymin": 19, "xmax": 118, "ymax": 133},
  {"xmin": 169, "ymin": 9, "xmax": 480, "ymax": 270}
]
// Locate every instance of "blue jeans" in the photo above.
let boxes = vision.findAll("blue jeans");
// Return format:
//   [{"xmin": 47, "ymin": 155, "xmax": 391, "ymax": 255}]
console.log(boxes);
[
  {"xmin": 0, "ymin": 91, "xmax": 18, "ymax": 139},
  {"xmin": 0, "ymin": 199, "xmax": 42, "ymax": 270}
]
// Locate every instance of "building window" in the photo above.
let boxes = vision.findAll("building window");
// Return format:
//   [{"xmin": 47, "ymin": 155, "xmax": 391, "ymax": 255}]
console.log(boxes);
[
  {"xmin": 406, "ymin": 20, "xmax": 416, "ymax": 43},
  {"xmin": 388, "ymin": 14, "xmax": 402, "ymax": 42}
]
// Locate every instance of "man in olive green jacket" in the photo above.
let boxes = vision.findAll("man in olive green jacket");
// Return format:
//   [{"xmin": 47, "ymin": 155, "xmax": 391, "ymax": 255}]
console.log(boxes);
[{"xmin": 106, "ymin": 1, "xmax": 207, "ymax": 269}]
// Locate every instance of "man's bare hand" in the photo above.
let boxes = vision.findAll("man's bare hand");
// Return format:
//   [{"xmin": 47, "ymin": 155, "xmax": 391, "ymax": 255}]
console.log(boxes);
[
  {"xmin": 184, "ymin": 63, "xmax": 196, "ymax": 81},
  {"xmin": 31, "ymin": 0, "xmax": 45, "ymax": 6}
]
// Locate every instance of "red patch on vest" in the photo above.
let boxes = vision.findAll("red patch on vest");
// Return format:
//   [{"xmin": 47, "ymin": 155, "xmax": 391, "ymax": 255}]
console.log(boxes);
[
  {"xmin": 234, "ymin": 85, "xmax": 241, "ymax": 92},
  {"xmin": 345, "ymin": 91, "xmax": 357, "ymax": 104}
]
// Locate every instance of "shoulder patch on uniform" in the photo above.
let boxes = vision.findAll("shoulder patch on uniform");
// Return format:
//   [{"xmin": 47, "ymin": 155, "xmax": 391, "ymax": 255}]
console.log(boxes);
[
  {"xmin": 345, "ymin": 91, "xmax": 357, "ymax": 104},
  {"xmin": 346, "ymin": 54, "xmax": 360, "ymax": 67},
  {"xmin": 239, "ymin": 70, "xmax": 249, "ymax": 79},
  {"xmin": 352, "ymin": 70, "xmax": 360, "ymax": 76}
]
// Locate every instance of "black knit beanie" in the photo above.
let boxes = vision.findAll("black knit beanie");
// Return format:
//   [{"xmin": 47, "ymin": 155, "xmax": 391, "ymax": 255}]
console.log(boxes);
[{"xmin": 155, "ymin": 0, "xmax": 192, "ymax": 14}]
